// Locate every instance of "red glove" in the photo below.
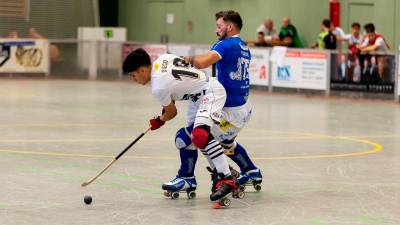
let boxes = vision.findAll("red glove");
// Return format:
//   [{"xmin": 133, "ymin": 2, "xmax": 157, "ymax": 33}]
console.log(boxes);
[{"xmin": 149, "ymin": 116, "xmax": 165, "ymax": 130}]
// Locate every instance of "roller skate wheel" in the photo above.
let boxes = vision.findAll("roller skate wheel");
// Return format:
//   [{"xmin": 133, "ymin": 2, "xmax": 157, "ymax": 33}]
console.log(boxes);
[
  {"xmin": 163, "ymin": 191, "xmax": 171, "ymax": 197},
  {"xmin": 213, "ymin": 202, "xmax": 221, "ymax": 209},
  {"xmin": 237, "ymin": 191, "xmax": 245, "ymax": 199},
  {"xmin": 171, "ymin": 192, "xmax": 180, "ymax": 199},
  {"xmin": 219, "ymin": 197, "xmax": 231, "ymax": 207},
  {"xmin": 239, "ymin": 185, "xmax": 246, "ymax": 192},
  {"xmin": 187, "ymin": 191, "xmax": 196, "ymax": 199},
  {"xmin": 254, "ymin": 184, "xmax": 262, "ymax": 192},
  {"xmin": 232, "ymin": 189, "xmax": 241, "ymax": 199}
]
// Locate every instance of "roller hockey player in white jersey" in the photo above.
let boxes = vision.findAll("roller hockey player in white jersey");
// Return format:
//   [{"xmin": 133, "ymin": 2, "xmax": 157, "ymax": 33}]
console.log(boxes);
[
  {"xmin": 184, "ymin": 10, "xmax": 262, "ymax": 192},
  {"xmin": 122, "ymin": 48, "xmax": 241, "ymax": 204}
]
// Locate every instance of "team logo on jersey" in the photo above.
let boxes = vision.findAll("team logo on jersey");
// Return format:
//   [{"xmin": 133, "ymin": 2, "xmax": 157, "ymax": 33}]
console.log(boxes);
[
  {"xmin": 219, "ymin": 119, "xmax": 233, "ymax": 131},
  {"xmin": 212, "ymin": 112, "xmax": 222, "ymax": 120},
  {"xmin": 182, "ymin": 93, "xmax": 202, "ymax": 102},
  {"xmin": 229, "ymin": 71, "xmax": 241, "ymax": 81},
  {"xmin": 154, "ymin": 63, "xmax": 159, "ymax": 71},
  {"xmin": 202, "ymin": 97, "xmax": 209, "ymax": 104}
]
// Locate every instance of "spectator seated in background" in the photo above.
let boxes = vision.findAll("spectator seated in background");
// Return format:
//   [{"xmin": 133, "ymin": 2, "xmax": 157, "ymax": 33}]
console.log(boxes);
[
  {"xmin": 5, "ymin": 31, "xmax": 19, "ymax": 38},
  {"xmin": 256, "ymin": 18, "xmax": 278, "ymax": 42},
  {"xmin": 357, "ymin": 23, "xmax": 390, "ymax": 84},
  {"xmin": 330, "ymin": 22, "xmax": 345, "ymax": 38},
  {"xmin": 278, "ymin": 17, "xmax": 304, "ymax": 48},
  {"xmin": 357, "ymin": 23, "xmax": 389, "ymax": 53},
  {"xmin": 312, "ymin": 19, "xmax": 337, "ymax": 50},
  {"xmin": 28, "ymin": 28, "xmax": 60, "ymax": 60},
  {"xmin": 2, "ymin": 28, "xmax": 60, "ymax": 61},
  {"xmin": 247, "ymin": 32, "xmax": 269, "ymax": 47},
  {"xmin": 337, "ymin": 22, "xmax": 363, "ymax": 56}
]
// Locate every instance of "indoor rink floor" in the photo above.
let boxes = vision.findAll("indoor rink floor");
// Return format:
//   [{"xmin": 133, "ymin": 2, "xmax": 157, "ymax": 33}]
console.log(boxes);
[{"xmin": 0, "ymin": 80, "xmax": 399, "ymax": 225}]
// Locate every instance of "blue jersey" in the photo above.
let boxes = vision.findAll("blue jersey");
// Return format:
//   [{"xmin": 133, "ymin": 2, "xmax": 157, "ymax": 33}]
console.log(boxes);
[{"xmin": 211, "ymin": 35, "xmax": 251, "ymax": 107}]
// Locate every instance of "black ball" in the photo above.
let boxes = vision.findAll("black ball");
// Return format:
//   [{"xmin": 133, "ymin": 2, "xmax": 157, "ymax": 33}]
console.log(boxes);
[{"xmin": 84, "ymin": 195, "xmax": 92, "ymax": 205}]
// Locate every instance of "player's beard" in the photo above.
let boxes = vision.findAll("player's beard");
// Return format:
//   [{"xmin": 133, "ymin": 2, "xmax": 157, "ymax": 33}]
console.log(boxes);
[{"xmin": 216, "ymin": 29, "xmax": 227, "ymax": 40}]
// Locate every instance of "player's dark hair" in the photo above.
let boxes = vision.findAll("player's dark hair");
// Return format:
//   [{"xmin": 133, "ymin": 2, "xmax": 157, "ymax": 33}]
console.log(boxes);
[
  {"xmin": 122, "ymin": 48, "xmax": 151, "ymax": 74},
  {"xmin": 215, "ymin": 10, "xmax": 243, "ymax": 30},
  {"xmin": 322, "ymin": 19, "xmax": 331, "ymax": 28},
  {"xmin": 364, "ymin": 23, "xmax": 375, "ymax": 33},
  {"xmin": 351, "ymin": 22, "xmax": 360, "ymax": 29}
]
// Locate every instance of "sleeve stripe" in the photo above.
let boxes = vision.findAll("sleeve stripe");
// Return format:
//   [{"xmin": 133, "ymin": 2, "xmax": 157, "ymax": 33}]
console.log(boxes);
[{"xmin": 211, "ymin": 50, "xmax": 222, "ymax": 60}]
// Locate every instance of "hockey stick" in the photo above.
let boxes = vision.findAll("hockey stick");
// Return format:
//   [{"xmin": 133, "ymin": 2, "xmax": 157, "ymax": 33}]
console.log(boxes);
[{"xmin": 81, "ymin": 127, "xmax": 151, "ymax": 187}]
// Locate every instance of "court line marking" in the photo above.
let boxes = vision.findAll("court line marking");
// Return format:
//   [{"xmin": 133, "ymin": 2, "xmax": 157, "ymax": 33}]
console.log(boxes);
[
  {"xmin": 1, "ymin": 123, "xmax": 397, "ymax": 139},
  {"xmin": 0, "ymin": 131, "xmax": 383, "ymax": 160},
  {"xmin": 0, "ymin": 136, "xmax": 320, "ymax": 143}
]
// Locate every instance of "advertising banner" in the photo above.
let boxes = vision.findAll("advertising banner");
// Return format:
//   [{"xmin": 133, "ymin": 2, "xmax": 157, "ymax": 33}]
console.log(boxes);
[
  {"xmin": 330, "ymin": 52, "xmax": 396, "ymax": 93},
  {"xmin": 398, "ymin": 55, "xmax": 400, "ymax": 96},
  {"xmin": 249, "ymin": 48, "xmax": 270, "ymax": 86},
  {"xmin": 271, "ymin": 50, "xmax": 328, "ymax": 90},
  {"xmin": 0, "ymin": 39, "xmax": 49, "ymax": 73},
  {"xmin": 122, "ymin": 43, "xmax": 167, "ymax": 63}
]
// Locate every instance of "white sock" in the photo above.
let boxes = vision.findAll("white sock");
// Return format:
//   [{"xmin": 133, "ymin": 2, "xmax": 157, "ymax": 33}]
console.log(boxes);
[{"xmin": 201, "ymin": 140, "xmax": 231, "ymax": 177}]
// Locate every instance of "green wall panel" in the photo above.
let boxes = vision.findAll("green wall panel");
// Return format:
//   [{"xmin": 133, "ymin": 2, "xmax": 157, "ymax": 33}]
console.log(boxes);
[{"xmin": 119, "ymin": 0, "xmax": 399, "ymax": 49}]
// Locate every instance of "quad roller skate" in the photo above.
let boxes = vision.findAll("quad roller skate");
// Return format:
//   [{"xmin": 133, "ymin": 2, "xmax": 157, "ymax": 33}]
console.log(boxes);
[
  {"xmin": 162, "ymin": 176, "xmax": 197, "ymax": 199},
  {"xmin": 213, "ymin": 184, "xmax": 245, "ymax": 208},
  {"xmin": 237, "ymin": 168, "xmax": 263, "ymax": 192},
  {"xmin": 206, "ymin": 167, "xmax": 245, "ymax": 209}
]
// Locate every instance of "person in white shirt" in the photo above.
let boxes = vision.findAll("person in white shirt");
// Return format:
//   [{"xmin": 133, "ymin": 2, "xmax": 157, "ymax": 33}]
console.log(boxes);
[
  {"xmin": 357, "ymin": 23, "xmax": 389, "ymax": 84},
  {"xmin": 331, "ymin": 25, "xmax": 345, "ymax": 37},
  {"xmin": 341, "ymin": 22, "xmax": 363, "ymax": 46},
  {"xmin": 122, "ymin": 48, "xmax": 241, "ymax": 204},
  {"xmin": 358, "ymin": 23, "xmax": 389, "ymax": 52},
  {"xmin": 256, "ymin": 18, "xmax": 278, "ymax": 42}
]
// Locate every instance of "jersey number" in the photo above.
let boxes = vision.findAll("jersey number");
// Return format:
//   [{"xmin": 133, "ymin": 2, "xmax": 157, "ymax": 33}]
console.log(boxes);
[
  {"xmin": 172, "ymin": 58, "xmax": 199, "ymax": 80},
  {"xmin": 230, "ymin": 57, "xmax": 250, "ymax": 81},
  {"xmin": 171, "ymin": 69, "xmax": 199, "ymax": 80}
]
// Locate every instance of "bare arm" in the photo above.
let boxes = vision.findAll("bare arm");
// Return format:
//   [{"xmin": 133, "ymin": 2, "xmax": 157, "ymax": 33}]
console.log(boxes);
[
  {"xmin": 185, "ymin": 51, "xmax": 221, "ymax": 69},
  {"xmin": 160, "ymin": 101, "xmax": 177, "ymax": 122},
  {"xmin": 358, "ymin": 44, "xmax": 378, "ymax": 52},
  {"xmin": 336, "ymin": 35, "xmax": 346, "ymax": 42}
]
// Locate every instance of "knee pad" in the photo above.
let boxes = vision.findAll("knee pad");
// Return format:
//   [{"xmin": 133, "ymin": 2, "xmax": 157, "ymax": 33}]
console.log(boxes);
[
  {"xmin": 175, "ymin": 125, "xmax": 194, "ymax": 149},
  {"xmin": 192, "ymin": 125, "xmax": 211, "ymax": 149}
]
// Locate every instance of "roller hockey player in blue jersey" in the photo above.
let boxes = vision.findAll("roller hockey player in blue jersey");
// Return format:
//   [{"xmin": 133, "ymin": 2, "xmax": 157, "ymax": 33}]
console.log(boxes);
[{"xmin": 163, "ymin": 10, "xmax": 262, "ymax": 197}]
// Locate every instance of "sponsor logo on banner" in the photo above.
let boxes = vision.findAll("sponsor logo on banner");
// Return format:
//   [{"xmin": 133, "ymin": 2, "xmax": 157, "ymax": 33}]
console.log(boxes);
[
  {"xmin": 0, "ymin": 44, "xmax": 10, "ymax": 66},
  {"xmin": 259, "ymin": 65, "xmax": 267, "ymax": 80},
  {"xmin": 249, "ymin": 48, "xmax": 270, "ymax": 86},
  {"xmin": 15, "ymin": 45, "xmax": 43, "ymax": 67},
  {"xmin": 0, "ymin": 39, "xmax": 49, "ymax": 73},
  {"xmin": 277, "ymin": 65, "xmax": 291, "ymax": 80},
  {"xmin": 272, "ymin": 50, "xmax": 328, "ymax": 90}
]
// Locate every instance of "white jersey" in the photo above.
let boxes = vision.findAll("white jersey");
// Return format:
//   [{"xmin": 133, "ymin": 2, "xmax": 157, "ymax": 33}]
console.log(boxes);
[
  {"xmin": 361, "ymin": 36, "xmax": 388, "ymax": 51},
  {"xmin": 343, "ymin": 34, "xmax": 363, "ymax": 45},
  {"xmin": 151, "ymin": 54, "xmax": 209, "ymax": 106}
]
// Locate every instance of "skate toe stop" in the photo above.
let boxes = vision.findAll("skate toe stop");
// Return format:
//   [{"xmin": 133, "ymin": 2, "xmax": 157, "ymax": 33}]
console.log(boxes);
[{"xmin": 213, "ymin": 202, "xmax": 221, "ymax": 209}]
